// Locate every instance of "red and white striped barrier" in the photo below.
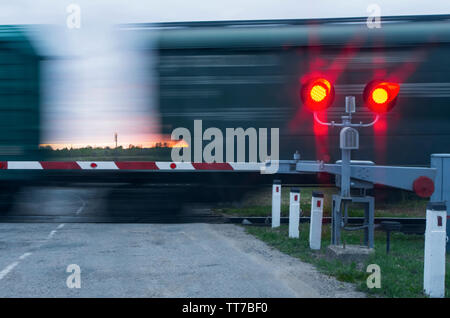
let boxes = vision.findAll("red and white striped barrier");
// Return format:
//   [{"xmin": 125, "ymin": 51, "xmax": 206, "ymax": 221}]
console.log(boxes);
[{"xmin": 0, "ymin": 161, "xmax": 263, "ymax": 171}]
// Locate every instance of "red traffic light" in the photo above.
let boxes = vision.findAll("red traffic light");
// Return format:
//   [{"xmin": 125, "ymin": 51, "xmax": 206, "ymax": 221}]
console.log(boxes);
[
  {"xmin": 301, "ymin": 77, "xmax": 335, "ymax": 112},
  {"xmin": 363, "ymin": 80, "xmax": 400, "ymax": 113}
]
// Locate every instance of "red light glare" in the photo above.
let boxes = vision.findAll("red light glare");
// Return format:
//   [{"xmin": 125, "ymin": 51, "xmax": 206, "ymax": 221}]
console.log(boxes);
[
  {"xmin": 363, "ymin": 80, "xmax": 400, "ymax": 113},
  {"xmin": 301, "ymin": 77, "xmax": 335, "ymax": 112}
]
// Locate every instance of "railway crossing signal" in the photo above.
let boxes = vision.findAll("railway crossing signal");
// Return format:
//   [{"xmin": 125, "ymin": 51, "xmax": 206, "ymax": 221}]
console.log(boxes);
[
  {"xmin": 363, "ymin": 80, "xmax": 400, "ymax": 113},
  {"xmin": 301, "ymin": 77, "xmax": 335, "ymax": 112},
  {"xmin": 287, "ymin": 78, "xmax": 446, "ymax": 296},
  {"xmin": 294, "ymin": 78, "xmax": 437, "ymax": 248}
]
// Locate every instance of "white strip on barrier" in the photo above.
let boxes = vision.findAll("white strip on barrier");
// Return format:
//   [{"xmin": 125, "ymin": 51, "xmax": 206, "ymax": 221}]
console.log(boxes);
[
  {"xmin": 7, "ymin": 161, "xmax": 43, "ymax": 169},
  {"xmin": 76, "ymin": 161, "xmax": 119, "ymax": 170},
  {"xmin": 155, "ymin": 162, "xmax": 195, "ymax": 170},
  {"xmin": 228, "ymin": 162, "xmax": 263, "ymax": 171}
]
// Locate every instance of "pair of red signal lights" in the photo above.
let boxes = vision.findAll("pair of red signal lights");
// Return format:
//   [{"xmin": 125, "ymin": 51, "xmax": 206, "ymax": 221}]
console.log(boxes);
[{"xmin": 301, "ymin": 78, "xmax": 400, "ymax": 113}]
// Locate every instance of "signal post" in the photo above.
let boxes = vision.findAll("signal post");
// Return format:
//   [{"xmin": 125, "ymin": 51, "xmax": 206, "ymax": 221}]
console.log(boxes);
[
  {"xmin": 297, "ymin": 78, "xmax": 404, "ymax": 248},
  {"xmin": 275, "ymin": 76, "xmax": 445, "ymax": 296}
]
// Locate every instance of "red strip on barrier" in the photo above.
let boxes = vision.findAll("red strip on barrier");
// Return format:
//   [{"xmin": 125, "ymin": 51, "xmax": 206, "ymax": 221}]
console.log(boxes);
[
  {"xmin": 191, "ymin": 163, "xmax": 234, "ymax": 170},
  {"xmin": 40, "ymin": 162, "xmax": 81, "ymax": 169},
  {"xmin": 114, "ymin": 161, "xmax": 159, "ymax": 170},
  {"xmin": 0, "ymin": 162, "xmax": 7, "ymax": 169}
]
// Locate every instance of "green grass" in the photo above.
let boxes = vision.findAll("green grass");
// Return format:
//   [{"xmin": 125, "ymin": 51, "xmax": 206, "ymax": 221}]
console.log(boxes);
[
  {"xmin": 245, "ymin": 224, "xmax": 450, "ymax": 297},
  {"xmin": 215, "ymin": 187, "xmax": 428, "ymax": 218}
]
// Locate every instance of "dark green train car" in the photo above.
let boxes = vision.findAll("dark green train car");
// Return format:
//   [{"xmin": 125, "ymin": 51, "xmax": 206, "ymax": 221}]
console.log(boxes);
[{"xmin": 0, "ymin": 26, "xmax": 41, "ymax": 209}]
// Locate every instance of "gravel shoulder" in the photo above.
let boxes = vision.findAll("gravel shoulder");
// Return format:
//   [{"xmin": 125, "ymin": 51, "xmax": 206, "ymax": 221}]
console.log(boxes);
[{"xmin": 208, "ymin": 224, "xmax": 365, "ymax": 298}]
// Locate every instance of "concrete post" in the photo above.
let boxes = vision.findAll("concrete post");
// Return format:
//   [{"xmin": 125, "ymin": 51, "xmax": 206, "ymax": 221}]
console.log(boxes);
[
  {"xmin": 430, "ymin": 154, "xmax": 450, "ymax": 252},
  {"xmin": 424, "ymin": 202, "xmax": 447, "ymax": 298},
  {"xmin": 309, "ymin": 192, "xmax": 324, "ymax": 250},
  {"xmin": 289, "ymin": 188, "xmax": 300, "ymax": 238},
  {"xmin": 272, "ymin": 180, "xmax": 281, "ymax": 228}
]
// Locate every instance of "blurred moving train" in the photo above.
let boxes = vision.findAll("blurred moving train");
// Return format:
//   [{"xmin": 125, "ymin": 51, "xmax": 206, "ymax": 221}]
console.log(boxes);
[
  {"xmin": 0, "ymin": 26, "xmax": 41, "ymax": 210},
  {"xmin": 1, "ymin": 15, "xmax": 450, "ymax": 210},
  {"xmin": 146, "ymin": 14, "xmax": 450, "ymax": 166}
]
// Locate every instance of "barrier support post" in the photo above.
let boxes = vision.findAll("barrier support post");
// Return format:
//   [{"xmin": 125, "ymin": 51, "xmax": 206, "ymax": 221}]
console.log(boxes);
[
  {"xmin": 309, "ymin": 192, "xmax": 324, "ymax": 250},
  {"xmin": 430, "ymin": 154, "xmax": 450, "ymax": 252},
  {"xmin": 289, "ymin": 188, "xmax": 300, "ymax": 238},
  {"xmin": 424, "ymin": 202, "xmax": 447, "ymax": 298},
  {"xmin": 272, "ymin": 180, "xmax": 281, "ymax": 228}
]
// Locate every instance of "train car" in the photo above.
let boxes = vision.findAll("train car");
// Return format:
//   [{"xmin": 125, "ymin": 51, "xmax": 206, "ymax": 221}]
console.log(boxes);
[
  {"xmin": 146, "ymin": 15, "xmax": 450, "ymax": 167},
  {"xmin": 0, "ymin": 26, "xmax": 42, "ymax": 210}
]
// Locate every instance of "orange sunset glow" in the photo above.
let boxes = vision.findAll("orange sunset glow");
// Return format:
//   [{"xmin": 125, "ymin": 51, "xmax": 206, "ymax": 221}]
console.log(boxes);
[{"xmin": 40, "ymin": 136, "xmax": 189, "ymax": 150}]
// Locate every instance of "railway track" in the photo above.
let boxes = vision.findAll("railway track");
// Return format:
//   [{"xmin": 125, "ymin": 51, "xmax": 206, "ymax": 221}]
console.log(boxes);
[
  {"xmin": 227, "ymin": 216, "xmax": 427, "ymax": 234},
  {"xmin": 0, "ymin": 186, "xmax": 427, "ymax": 234},
  {"xmin": 0, "ymin": 213, "xmax": 426, "ymax": 234},
  {"xmin": 0, "ymin": 214, "xmax": 227, "ymax": 223}
]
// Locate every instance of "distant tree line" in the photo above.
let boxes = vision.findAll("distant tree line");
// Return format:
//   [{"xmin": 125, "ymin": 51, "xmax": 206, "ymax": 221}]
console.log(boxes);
[{"xmin": 39, "ymin": 145, "xmax": 172, "ymax": 161}]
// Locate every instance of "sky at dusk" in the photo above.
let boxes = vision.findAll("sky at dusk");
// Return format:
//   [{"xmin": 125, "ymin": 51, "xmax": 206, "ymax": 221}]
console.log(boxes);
[{"xmin": 1, "ymin": 1, "xmax": 449, "ymax": 149}]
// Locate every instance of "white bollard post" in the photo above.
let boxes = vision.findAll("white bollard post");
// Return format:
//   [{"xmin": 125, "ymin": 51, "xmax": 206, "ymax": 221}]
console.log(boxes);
[
  {"xmin": 272, "ymin": 180, "xmax": 281, "ymax": 228},
  {"xmin": 424, "ymin": 202, "xmax": 447, "ymax": 298},
  {"xmin": 289, "ymin": 188, "xmax": 300, "ymax": 238},
  {"xmin": 309, "ymin": 191, "xmax": 324, "ymax": 250}
]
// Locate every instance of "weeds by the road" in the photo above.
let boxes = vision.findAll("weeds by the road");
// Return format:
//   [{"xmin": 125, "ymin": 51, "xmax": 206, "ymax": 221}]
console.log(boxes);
[{"xmin": 245, "ymin": 224, "xmax": 450, "ymax": 298}]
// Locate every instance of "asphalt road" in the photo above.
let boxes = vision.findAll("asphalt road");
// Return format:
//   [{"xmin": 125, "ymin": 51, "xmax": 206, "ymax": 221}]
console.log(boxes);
[
  {"xmin": 0, "ymin": 223, "xmax": 364, "ymax": 297},
  {"xmin": 0, "ymin": 187, "xmax": 364, "ymax": 297}
]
